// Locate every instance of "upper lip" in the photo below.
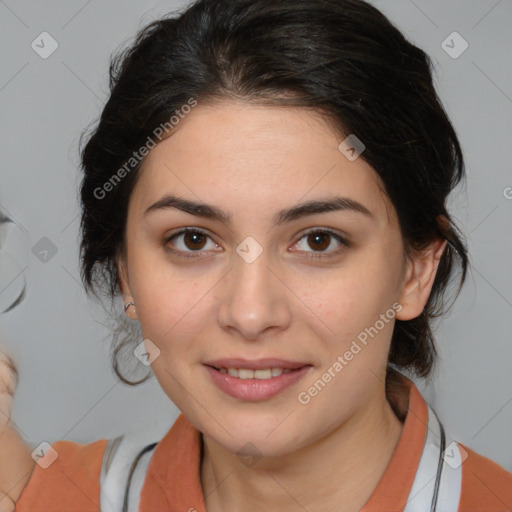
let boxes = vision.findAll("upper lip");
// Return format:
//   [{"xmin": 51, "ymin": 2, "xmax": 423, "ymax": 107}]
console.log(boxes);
[{"xmin": 204, "ymin": 358, "xmax": 310, "ymax": 370}]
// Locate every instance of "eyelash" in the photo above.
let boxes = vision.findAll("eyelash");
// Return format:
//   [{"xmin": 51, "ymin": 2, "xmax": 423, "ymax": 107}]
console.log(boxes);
[
  {"xmin": 164, "ymin": 228, "xmax": 350, "ymax": 260},
  {"xmin": 164, "ymin": 227, "xmax": 349, "ymax": 260},
  {"xmin": 292, "ymin": 228, "xmax": 349, "ymax": 260}
]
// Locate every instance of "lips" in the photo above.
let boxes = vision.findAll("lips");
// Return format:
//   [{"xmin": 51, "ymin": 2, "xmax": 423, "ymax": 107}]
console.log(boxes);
[
  {"xmin": 203, "ymin": 358, "xmax": 308, "ymax": 371},
  {"xmin": 203, "ymin": 358, "xmax": 312, "ymax": 401}
]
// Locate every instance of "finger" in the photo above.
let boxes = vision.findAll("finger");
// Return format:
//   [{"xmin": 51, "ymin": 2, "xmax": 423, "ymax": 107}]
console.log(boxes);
[
  {"xmin": 0, "ymin": 351, "xmax": 18, "ymax": 427},
  {"xmin": 0, "ymin": 492, "xmax": 15, "ymax": 512}
]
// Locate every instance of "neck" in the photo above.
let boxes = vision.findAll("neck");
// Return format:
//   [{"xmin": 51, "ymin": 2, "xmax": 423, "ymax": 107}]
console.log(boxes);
[{"xmin": 200, "ymin": 381, "xmax": 404, "ymax": 512}]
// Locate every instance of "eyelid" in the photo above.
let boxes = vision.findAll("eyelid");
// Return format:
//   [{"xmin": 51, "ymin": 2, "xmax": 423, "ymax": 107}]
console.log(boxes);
[
  {"xmin": 296, "ymin": 226, "xmax": 349, "ymax": 242},
  {"xmin": 291, "ymin": 227, "xmax": 349, "ymax": 258},
  {"xmin": 164, "ymin": 226, "xmax": 350, "ymax": 258},
  {"xmin": 165, "ymin": 227, "xmax": 219, "ymax": 252}
]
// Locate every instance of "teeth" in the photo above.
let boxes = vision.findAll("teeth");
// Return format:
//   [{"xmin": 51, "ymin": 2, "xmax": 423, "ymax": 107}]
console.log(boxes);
[
  {"xmin": 239, "ymin": 368, "xmax": 255, "ymax": 379},
  {"xmin": 254, "ymin": 369, "xmax": 272, "ymax": 379},
  {"xmin": 218, "ymin": 367, "xmax": 293, "ymax": 379}
]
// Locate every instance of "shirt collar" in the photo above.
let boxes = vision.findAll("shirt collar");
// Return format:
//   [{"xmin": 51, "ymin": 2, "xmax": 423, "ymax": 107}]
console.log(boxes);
[{"xmin": 141, "ymin": 374, "xmax": 428, "ymax": 511}]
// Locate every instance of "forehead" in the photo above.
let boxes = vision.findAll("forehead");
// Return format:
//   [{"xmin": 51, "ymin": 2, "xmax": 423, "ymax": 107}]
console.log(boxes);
[{"xmin": 129, "ymin": 100, "xmax": 394, "ymax": 228}]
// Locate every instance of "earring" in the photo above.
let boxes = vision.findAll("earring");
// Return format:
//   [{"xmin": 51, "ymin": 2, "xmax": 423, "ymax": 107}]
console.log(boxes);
[{"xmin": 124, "ymin": 301, "xmax": 135, "ymax": 311}]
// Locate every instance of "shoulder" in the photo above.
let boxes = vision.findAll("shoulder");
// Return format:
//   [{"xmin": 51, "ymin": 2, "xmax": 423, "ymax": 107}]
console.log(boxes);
[
  {"xmin": 458, "ymin": 442, "xmax": 512, "ymax": 511},
  {"xmin": 15, "ymin": 438, "xmax": 108, "ymax": 512}
]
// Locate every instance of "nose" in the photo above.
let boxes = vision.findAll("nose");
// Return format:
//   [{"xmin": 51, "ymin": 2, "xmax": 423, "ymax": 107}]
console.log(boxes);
[{"xmin": 217, "ymin": 248, "xmax": 292, "ymax": 341}]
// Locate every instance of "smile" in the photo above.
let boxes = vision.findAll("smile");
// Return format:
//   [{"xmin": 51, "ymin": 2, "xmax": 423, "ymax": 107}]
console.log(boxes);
[
  {"xmin": 204, "ymin": 364, "xmax": 312, "ymax": 400},
  {"xmin": 217, "ymin": 367, "xmax": 293, "ymax": 379}
]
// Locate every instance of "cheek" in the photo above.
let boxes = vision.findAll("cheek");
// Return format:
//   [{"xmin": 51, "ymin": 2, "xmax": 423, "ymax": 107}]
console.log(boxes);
[
  {"xmin": 134, "ymin": 276, "xmax": 204, "ymax": 342},
  {"xmin": 126, "ymin": 240, "xmax": 210, "ymax": 335},
  {"xmin": 299, "ymin": 256, "xmax": 398, "ymax": 329},
  {"xmin": 297, "ymin": 252, "xmax": 401, "ymax": 367}
]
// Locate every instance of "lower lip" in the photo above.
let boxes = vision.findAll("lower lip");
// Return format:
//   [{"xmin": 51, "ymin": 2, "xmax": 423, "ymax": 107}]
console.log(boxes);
[{"xmin": 204, "ymin": 365, "xmax": 312, "ymax": 401}]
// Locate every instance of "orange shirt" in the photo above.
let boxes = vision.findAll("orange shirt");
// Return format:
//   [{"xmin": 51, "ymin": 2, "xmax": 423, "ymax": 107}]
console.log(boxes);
[{"xmin": 15, "ymin": 377, "xmax": 512, "ymax": 511}]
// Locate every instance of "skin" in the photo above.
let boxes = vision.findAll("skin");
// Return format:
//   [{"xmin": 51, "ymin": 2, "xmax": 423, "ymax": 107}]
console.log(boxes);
[
  {"xmin": 0, "ymin": 351, "xmax": 35, "ymax": 512},
  {"xmin": 0, "ymin": 99, "xmax": 446, "ymax": 510},
  {"xmin": 118, "ymin": 99, "xmax": 447, "ymax": 511}
]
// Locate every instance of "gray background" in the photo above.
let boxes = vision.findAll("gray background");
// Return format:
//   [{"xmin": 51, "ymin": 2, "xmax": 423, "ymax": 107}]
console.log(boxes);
[{"xmin": 0, "ymin": 0, "xmax": 511, "ymax": 471}]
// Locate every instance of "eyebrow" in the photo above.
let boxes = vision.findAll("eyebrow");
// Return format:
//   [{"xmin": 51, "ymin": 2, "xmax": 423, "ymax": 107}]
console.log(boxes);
[{"xmin": 144, "ymin": 194, "xmax": 374, "ymax": 227}]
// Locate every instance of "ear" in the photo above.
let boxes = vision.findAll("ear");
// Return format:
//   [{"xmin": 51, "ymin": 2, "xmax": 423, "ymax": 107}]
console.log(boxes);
[
  {"xmin": 117, "ymin": 255, "xmax": 138, "ymax": 320},
  {"xmin": 395, "ymin": 237, "xmax": 447, "ymax": 321}
]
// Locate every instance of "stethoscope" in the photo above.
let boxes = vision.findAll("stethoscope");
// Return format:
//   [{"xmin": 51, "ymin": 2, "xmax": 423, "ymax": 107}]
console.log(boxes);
[
  {"xmin": 404, "ymin": 406, "xmax": 462, "ymax": 512},
  {"xmin": 118, "ymin": 406, "xmax": 460, "ymax": 512},
  {"xmin": 122, "ymin": 442, "xmax": 157, "ymax": 512},
  {"xmin": 429, "ymin": 412, "xmax": 446, "ymax": 512}
]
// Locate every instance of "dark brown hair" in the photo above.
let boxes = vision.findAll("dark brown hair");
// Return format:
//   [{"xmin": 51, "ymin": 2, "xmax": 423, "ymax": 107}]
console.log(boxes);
[{"xmin": 79, "ymin": 0, "xmax": 469, "ymax": 387}]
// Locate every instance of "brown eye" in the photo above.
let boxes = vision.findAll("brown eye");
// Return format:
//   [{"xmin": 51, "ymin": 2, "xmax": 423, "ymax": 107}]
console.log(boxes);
[
  {"xmin": 292, "ymin": 229, "xmax": 349, "ymax": 259},
  {"xmin": 165, "ymin": 228, "xmax": 219, "ymax": 257},
  {"xmin": 182, "ymin": 231, "xmax": 207, "ymax": 250},
  {"xmin": 306, "ymin": 232, "xmax": 331, "ymax": 251}
]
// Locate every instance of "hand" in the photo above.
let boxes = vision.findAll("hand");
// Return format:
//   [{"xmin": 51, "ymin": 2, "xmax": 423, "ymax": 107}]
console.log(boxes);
[{"xmin": 0, "ymin": 349, "xmax": 35, "ymax": 512}]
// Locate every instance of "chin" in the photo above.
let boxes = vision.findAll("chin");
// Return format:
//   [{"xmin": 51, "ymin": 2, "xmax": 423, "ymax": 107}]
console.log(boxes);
[
  {"xmin": 219, "ymin": 433, "xmax": 305, "ymax": 461},
  {"xmin": 200, "ymin": 410, "xmax": 310, "ymax": 458}
]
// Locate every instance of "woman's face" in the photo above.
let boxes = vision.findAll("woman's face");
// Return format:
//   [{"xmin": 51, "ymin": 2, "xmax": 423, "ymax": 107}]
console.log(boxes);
[{"xmin": 118, "ymin": 100, "xmax": 430, "ymax": 457}]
